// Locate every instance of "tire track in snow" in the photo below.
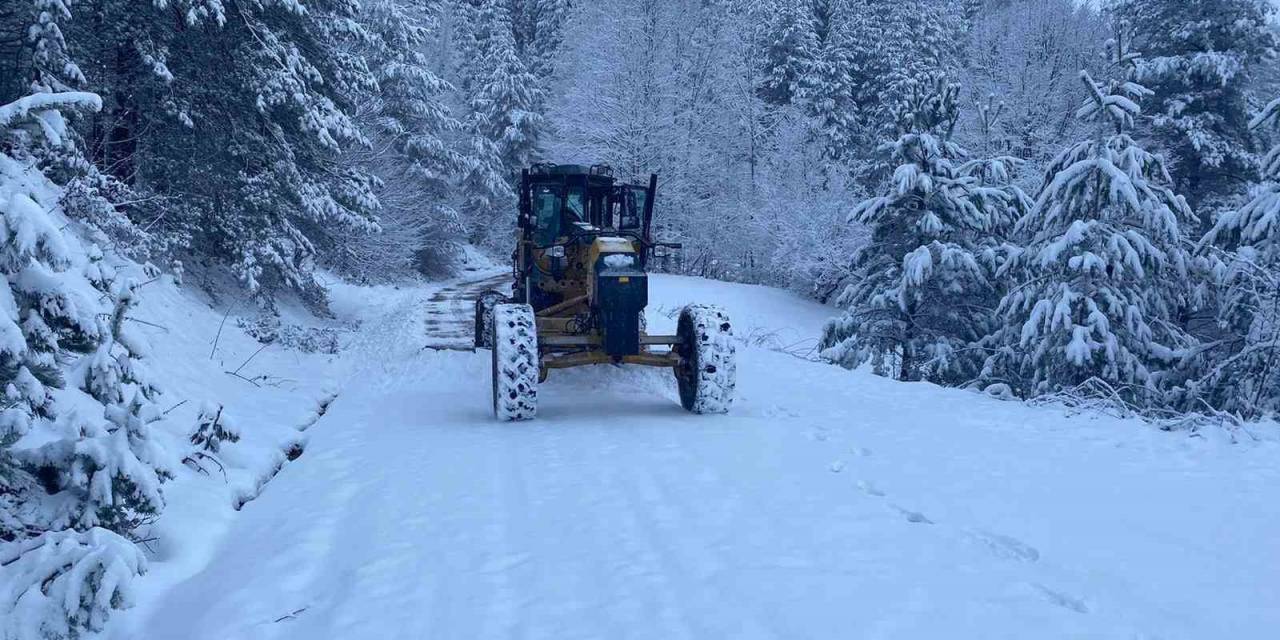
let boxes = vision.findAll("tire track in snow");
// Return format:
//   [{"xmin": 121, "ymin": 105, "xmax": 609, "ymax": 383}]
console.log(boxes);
[
  {"xmin": 576, "ymin": 426, "xmax": 700, "ymax": 640},
  {"xmin": 625, "ymin": 460, "xmax": 781, "ymax": 640},
  {"xmin": 420, "ymin": 273, "xmax": 508, "ymax": 351}
]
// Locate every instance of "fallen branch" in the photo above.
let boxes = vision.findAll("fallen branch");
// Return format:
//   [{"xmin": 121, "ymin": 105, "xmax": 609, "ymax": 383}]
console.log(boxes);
[
  {"xmin": 224, "ymin": 371, "xmax": 261, "ymax": 387},
  {"xmin": 230, "ymin": 343, "xmax": 270, "ymax": 376},
  {"xmin": 273, "ymin": 607, "xmax": 308, "ymax": 623},
  {"xmin": 126, "ymin": 317, "xmax": 170, "ymax": 332},
  {"xmin": 162, "ymin": 399, "xmax": 188, "ymax": 416}
]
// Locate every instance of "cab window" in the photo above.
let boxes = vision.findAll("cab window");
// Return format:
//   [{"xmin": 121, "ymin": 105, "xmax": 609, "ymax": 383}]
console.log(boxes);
[
  {"xmin": 565, "ymin": 187, "xmax": 586, "ymax": 223},
  {"xmin": 620, "ymin": 187, "xmax": 645, "ymax": 229},
  {"xmin": 532, "ymin": 185, "xmax": 562, "ymax": 246}
]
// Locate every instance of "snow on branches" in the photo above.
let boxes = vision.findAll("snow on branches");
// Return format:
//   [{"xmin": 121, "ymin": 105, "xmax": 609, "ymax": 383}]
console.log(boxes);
[
  {"xmin": 1119, "ymin": 0, "xmax": 1277, "ymax": 217},
  {"xmin": 1186, "ymin": 96, "xmax": 1280, "ymax": 418},
  {"xmin": 0, "ymin": 528, "xmax": 145, "ymax": 640},
  {"xmin": 2, "ymin": 91, "xmax": 168, "ymax": 639},
  {"xmin": 980, "ymin": 22, "xmax": 1197, "ymax": 405},
  {"xmin": 821, "ymin": 73, "xmax": 1023, "ymax": 384}
]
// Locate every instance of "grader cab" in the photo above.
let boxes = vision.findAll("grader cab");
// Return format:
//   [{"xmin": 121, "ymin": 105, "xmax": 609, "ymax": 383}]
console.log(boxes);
[{"xmin": 475, "ymin": 164, "xmax": 736, "ymax": 421}]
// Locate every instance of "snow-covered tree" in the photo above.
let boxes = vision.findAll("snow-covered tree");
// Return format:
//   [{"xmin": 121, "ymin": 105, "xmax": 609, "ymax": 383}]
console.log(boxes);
[
  {"xmin": 509, "ymin": 0, "xmax": 572, "ymax": 85},
  {"xmin": 1186, "ymin": 96, "xmax": 1280, "ymax": 417},
  {"xmin": 1, "ymin": 90, "xmax": 161, "ymax": 638},
  {"xmin": 794, "ymin": 0, "xmax": 857, "ymax": 168},
  {"xmin": 2, "ymin": 91, "xmax": 104, "ymax": 539},
  {"xmin": 960, "ymin": 0, "xmax": 1105, "ymax": 178},
  {"xmin": 980, "ymin": 26, "xmax": 1198, "ymax": 404},
  {"xmin": 0, "ymin": 0, "xmax": 86, "ymax": 97},
  {"xmin": 50, "ymin": 0, "xmax": 388, "ymax": 308},
  {"xmin": 820, "ymin": 74, "xmax": 1020, "ymax": 383},
  {"xmin": 3, "ymin": 94, "xmax": 171, "ymax": 531},
  {"xmin": 189, "ymin": 402, "xmax": 239, "ymax": 456},
  {"xmin": 470, "ymin": 30, "xmax": 544, "ymax": 179},
  {"xmin": 24, "ymin": 273, "xmax": 172, "ymax": 536},
  {"xmin": 456, "ymin": 0, "xmax": 544, "ymax": 249},
  {"xmin": 845, "ymin": 0, "xmax": 964, "ymax": 147},
  {"xmin": 756, "ymin": 0, "xmax": 812, "ymax": 107},
  {"xmin": 325, "ymin": 0, "xmax": 466, "ymax": 279},
  {"xmin": 1118, "ymin": 0, "xmax": 1277, "ymax": 224}
]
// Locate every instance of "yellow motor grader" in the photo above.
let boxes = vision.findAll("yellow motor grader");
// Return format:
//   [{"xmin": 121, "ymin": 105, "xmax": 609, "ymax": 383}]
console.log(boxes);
[{"xmin": 474, "ymin": 164, "xmax": 735, "ymax": 421}]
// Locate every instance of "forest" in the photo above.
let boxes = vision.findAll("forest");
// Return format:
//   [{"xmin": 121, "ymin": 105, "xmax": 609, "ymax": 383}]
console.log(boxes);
[
  {"xmin": 5, "ymin": 0, "xmax": 1279, "ymax": 414},
  {"xmin": 1, "ymin": 1, "xmax": 1279, "ymax": 637}
]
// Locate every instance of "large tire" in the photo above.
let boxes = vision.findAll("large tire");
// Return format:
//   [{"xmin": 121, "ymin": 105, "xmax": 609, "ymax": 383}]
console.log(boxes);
[
  {"xmin": 674, "ymin": 305, "xmax": 736, "ymax": 414},
  {"xmin": 491, "ymin": 303, "xmax": 538, "ymax": 421},
  {"xmin": 474, "ymin": 290, "xmax": 507, "ymax": 349}
]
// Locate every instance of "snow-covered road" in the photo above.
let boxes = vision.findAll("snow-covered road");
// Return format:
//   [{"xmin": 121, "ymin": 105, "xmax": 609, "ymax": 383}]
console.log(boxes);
[{"xmin": 127, "ymin": 275, "xmax": 1278, "ymax": 640}]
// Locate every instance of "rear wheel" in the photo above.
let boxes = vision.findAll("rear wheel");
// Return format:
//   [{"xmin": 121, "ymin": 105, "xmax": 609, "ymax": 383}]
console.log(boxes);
[
  {"xmin": 474, "ymin": 290, "xmax": 506, "ymax": 349},
  {"xmin": 674, "ymin": 305, "xmax": 736, "ymax": 414},
  {"xmin": 491, "ymin": 303, "xmax": 538, "ymax": 421}
]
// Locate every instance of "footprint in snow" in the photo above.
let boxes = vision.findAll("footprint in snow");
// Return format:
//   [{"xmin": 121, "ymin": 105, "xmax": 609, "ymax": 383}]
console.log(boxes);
[
  {"xmin": 1028, "ymin": 582, "xmax": 1090, "ymax": 614},
  {"xmin": 856, "ymin": 479, "xmax": 885, "ymax": 497},
  {"xmin": 829, "ymin": 460, "xmax": 845, "ymax": 473},
  {"xmin": 891, "ymin": 504, "xmax": 933, "ymax": 524},
  {"xmin": 480, "ymin": 552, "xmax": 532, "ymax": 574},
  {"xmin": 766, "ymin": 405, "xmax": 800, "ymax": 419},
  {"xmin": 965, "ymin": 529, "xmax": 1040, "ymax": 563}
]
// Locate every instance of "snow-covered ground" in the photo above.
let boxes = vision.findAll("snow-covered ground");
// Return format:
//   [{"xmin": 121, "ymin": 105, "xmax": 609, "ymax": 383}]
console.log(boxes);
[{"xmin": 110, "ymin": 272, "xmax": 1277, "ymax": 640}]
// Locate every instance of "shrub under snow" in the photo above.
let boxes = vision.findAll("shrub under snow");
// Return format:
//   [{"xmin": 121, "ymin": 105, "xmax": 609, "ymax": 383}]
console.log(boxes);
[{"xmin": 0, "ymin": 528, "xmax": 145, "ymax": 640}]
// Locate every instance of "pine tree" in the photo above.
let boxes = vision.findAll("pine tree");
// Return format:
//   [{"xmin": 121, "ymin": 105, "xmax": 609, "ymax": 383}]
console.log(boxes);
[
  {"xmin": 2, "ymin": 91, "xmax": 170, "ymax": 541},
  {"xmin": 980, "ymin": 25, "xmax": 1198, "ymax": 405},
  {"xmin": 844, "ymin": 0, "xmax": 965, "ymax": 182},
  {"xmin": 1118, "ymin": 0, "xmax": 1278, "ymax": 225},
  {"xmin": 471, "ymin": 34, "xmax": 544, "ymax": 177},
  {"xmin": 756, "ymin": 0, "xmax": 813, "ymax": 107},
  {"xmin": 1187, "ymin": 96, "xmax": 1280, "ymax": 417},
  {"xmin": 51, "ymin": 277, "xmax": 170, "ymax": 535},
  {"xmin": 820, "ymin": 74, "xmax": 1019, "ymax": 384},
  {"xmin": 2, "ymin": 91, "xmax": 104, "ymax": 540},
  {"xmin": 0, "ymin": 67, "xmax": 163, "ymax": 640},
  {"xmin": 325, "ymin": 0, "xmax": 466, "ymax": 279},
  {"xmin": 4, "ymin": 0, "xmax": 87, "ymax": 95},
  {"xmin": 0, "ymin": 527, "xmax": 146, "ymax": 638},
  {"xmin": 57, "ymin": 0, "xmax": 386, "ymax": 307},
  {"xmin": 794, "ymin": 0, "xmax": 857, "ymax": 167},
  {"xmin": 189, "ymin": 402, "xmax": 238, "ymax": 453},
  {"xmin": 509, "ymin": 0, "xmax": 572, "ymax": 85},
  {"xmin": 960, "ymin": 0, "xmax": 1106, "ymax": 173},
  {"xmin": 457, "ymin": 0, "xmax": 544, "ymax": 249}
]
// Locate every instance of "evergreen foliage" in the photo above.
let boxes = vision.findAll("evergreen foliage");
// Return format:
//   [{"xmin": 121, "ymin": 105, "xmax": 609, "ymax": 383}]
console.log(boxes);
[
  {"xmin": 1, "ymin": 87, "xmax": 166, "ymax": 639},
  {"xmin": 820, "ymin": 74, "xmax": 1022, "ymax": 384},
  {"xmin": 1119, "ymin": 0, "xmax": 1278, "ymax": 223},
  {"xmin": 1189, "ymin": 96, "xmax": 1280, "ymax": 418},
  {"xmin": 189, "ymin": 402, "xmax": 239, "ymax": 455},
  {"xmin": 0, "ymin": 528, "xmax": 146, "ymax": 639},
  {"xmin": 756, "ymin": 0, "xmax": 812, "ymax": 107},
  {"xmin": 980, "ymin": 25, "xmax": 1198, "ymax": 404},
  {"xmin": 455, "ymin": 0, "xmax": 549, "ymax": 250}
]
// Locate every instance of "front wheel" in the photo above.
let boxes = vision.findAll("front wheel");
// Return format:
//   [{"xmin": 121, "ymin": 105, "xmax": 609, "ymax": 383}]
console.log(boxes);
[
  {"xmin": 674, "ymin": 305, "xmax": 736, "ymax": 414},
  {"xmin": 491, "ymin": 303, "xmax": 538, "ymax": 421}
]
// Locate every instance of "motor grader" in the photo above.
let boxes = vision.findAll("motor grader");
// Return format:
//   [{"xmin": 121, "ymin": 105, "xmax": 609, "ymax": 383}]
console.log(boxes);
[{"xmin": 474, "ymin": 164, "xmax": 736, "ymax": 421}]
